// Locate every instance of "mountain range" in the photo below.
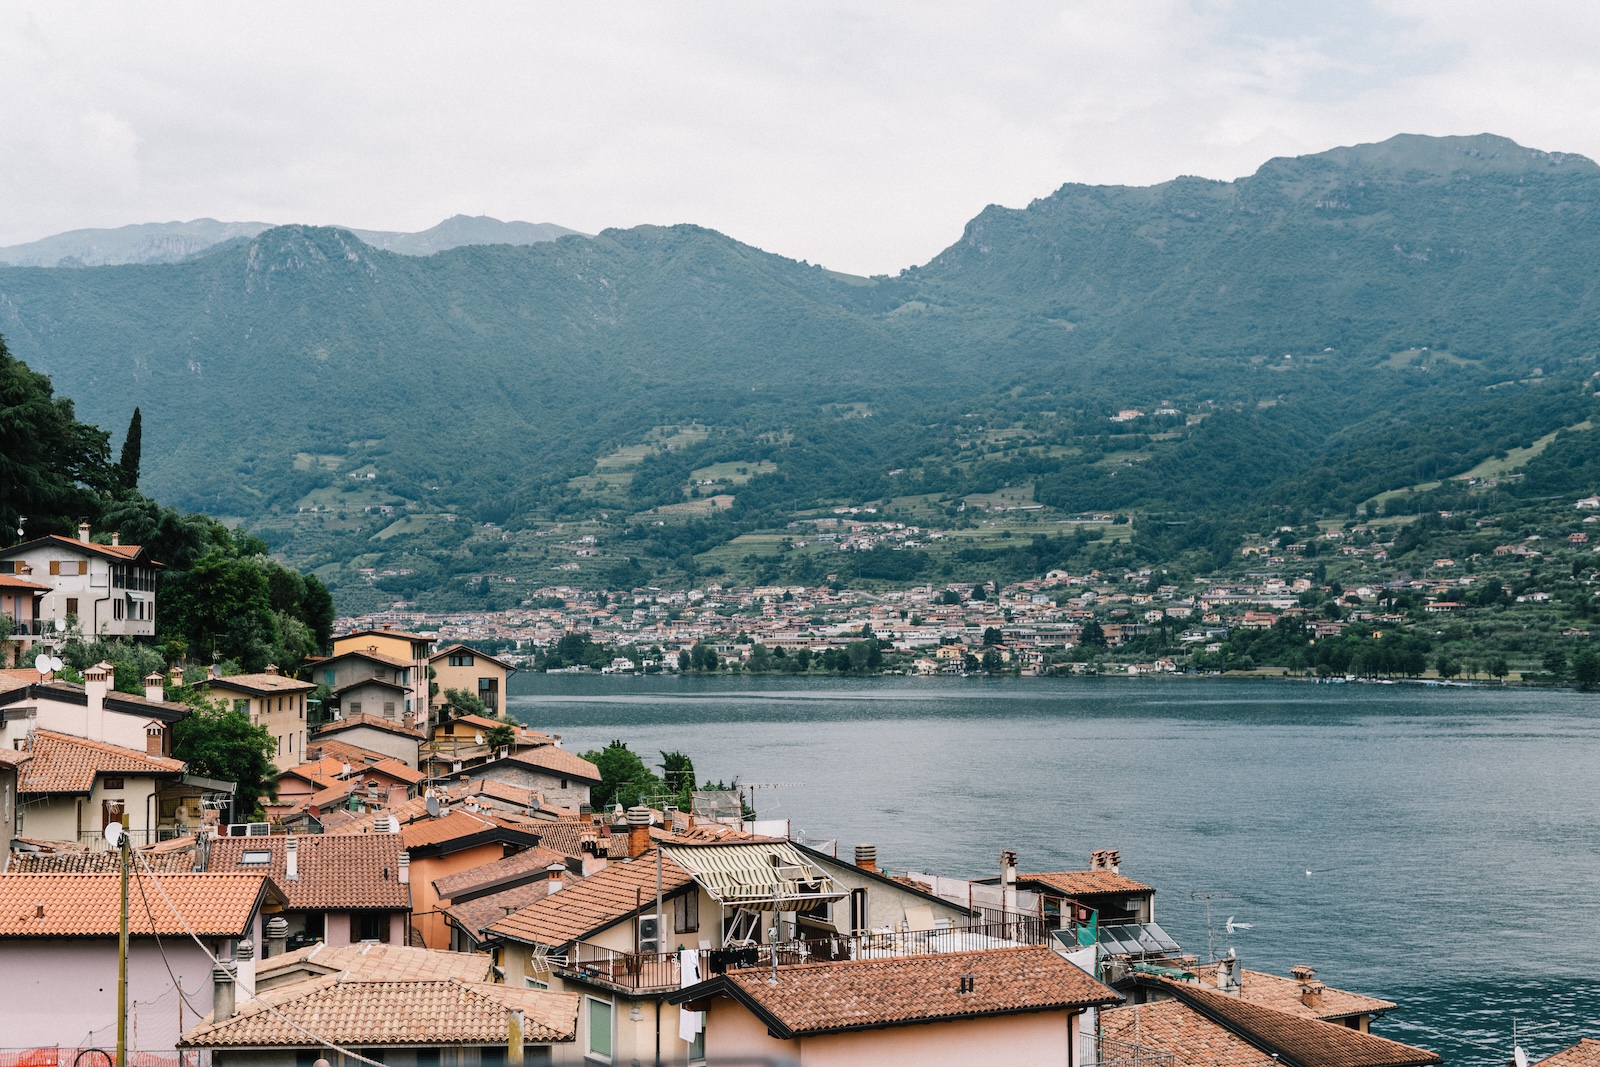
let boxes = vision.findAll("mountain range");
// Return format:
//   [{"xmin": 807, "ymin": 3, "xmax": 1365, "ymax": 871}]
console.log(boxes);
[
  {"xmin": 3, "ymin": 133, "xmax": 1600, "ymax": 600},
  {"xmin": 0, "ymin": 215, "xmax": 584, "ymax": 267}
]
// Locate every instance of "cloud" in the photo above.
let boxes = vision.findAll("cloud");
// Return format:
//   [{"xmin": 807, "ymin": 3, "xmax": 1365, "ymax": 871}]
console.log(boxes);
[{"xmin": 0, "ymin": 1, "xmax": 1594, "ymax": 274}]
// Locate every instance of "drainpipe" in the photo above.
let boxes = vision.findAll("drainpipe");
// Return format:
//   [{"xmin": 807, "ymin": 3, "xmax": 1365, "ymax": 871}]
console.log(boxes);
[{"xmin": 507, "ymin": 1009, "xmax": 524, "ymax": 1066}]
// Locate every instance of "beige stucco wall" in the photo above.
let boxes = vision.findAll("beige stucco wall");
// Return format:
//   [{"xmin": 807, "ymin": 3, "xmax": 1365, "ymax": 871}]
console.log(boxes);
[
  {"xmin": 0, "ymin": 692, "xmax": 158, "ymax": 751},
  {"xmin": 431, "ymin": 655, "xmax": 510, "ymax": 715},
  {"xmin": 706, "ymin": 997, "xmax": 1078, "ymax": 1067},
  {"xmin": 316, "ymin": 724, "xmax": 421, "ymax": 768},
  {"xmin": 20, "ymin": 775, "xmax": 161, "ymax": 846}
]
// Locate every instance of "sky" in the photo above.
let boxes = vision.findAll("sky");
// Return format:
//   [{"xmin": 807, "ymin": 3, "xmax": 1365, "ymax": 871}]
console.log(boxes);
[{"xmin": 3, "ymin": 1, "xmax": 1600, "ymax": 275}]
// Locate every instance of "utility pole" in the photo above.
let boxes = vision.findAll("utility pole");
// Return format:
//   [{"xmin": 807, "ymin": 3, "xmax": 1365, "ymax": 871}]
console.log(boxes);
[{"xmin": 115, "ymin": 824, "xmax": 130, "ymax": 1067}]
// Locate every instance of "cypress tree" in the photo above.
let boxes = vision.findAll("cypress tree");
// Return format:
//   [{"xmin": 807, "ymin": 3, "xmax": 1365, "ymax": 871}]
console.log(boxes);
[{"xmin": 118, "ymin": 407, "xmax": 142, "ymax": 489}]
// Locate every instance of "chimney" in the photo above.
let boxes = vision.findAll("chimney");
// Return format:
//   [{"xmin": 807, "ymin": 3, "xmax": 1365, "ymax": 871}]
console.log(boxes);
[
  {"xmin": 264, "ymin": 664, "xmax": 280, "ymax": 676},
  {"xmin": 398, "ymin": 852, "xmax": 410, "ymax": 884},
  {"xmin": 144, "ymin": 672, "xmax": 166, "ymax": 704},
  {"xmin": 146, "ymin": 724, "xmax": 165, "ymax": 758},
  {"xmin": 1106, "ymin": 849, "xmax": 1120, "ymax": 874},
  {"xmin": 265, "ymin": 916, "xmax": 288, "ymax": 958},
  {"xmin": 1300, "ymin": 979, "xmax": 1326, "ymax": 1010},
  {"xmin": 110, "ymin": 532, "xmax": 120, "ymax": 547},
  {"xmin": 1000, "ymin": 849, "xmax": 1017, "ymax": 887},
  {"xmin": 1215, "ymin": 955, "xmax": 1241, "ymax": 995},
  {"xmin": 77, "ymin": 522, "xmax": 91, "ymax": 544},
  {"xmin": 854, "ymin": 844, "xmax": 877, "ymax": 872},
  {"xmin": 212, "ymin": 961, "xmax": 238, "ymax": 1022},
  {"xmin": 546, "ymin": 863, "xmax": 566, "ymax": 894},
  {"xmin": 234, "ymin": 938, "xmax": 256, "ymax": 999},
  {"xmin": 508, "ymin": 1008, "xmax": 525, "ymax": 1066},
  {"xmin": 285, "ymin": 836, "xmax": 299, "ymax": 881},
  {"xmin": 626, "ymin": 805, "xmax": 652, "ymax": 859},
  {"xmin": 84, "ymin": 662, "xmax": 111, "ymax": 720}
]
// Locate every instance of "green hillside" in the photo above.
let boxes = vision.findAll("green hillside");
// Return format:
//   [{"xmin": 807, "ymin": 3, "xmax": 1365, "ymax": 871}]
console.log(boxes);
[{"xmin": 6, "ymin": 133, "xmax": 1600, "ymax": 605}]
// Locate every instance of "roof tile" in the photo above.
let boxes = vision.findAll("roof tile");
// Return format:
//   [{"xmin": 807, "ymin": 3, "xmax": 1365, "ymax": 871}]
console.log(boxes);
[
  {"xmin": 18, "ymin": 729, "xmax": 185, "ymax": 795},
  {"xmin": 208, "ymin": 834, "xmax": 411, "ymax": 910},
  {"xmin": 489, "ymin": 849, "xmax": 693, "ymax": 947},
  {"xmin": 0, "ymin": 872, "xmax": 272, "ymax": 937}
]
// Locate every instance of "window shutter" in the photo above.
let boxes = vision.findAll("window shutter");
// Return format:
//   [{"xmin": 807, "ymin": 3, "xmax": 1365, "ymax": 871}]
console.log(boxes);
[
  {"xmin": 350, "ymin": 913, "xmax": 362, "ymax": 943},
  {"xmin": 49, "ymin": 561, "xmax": 60, "ymax": 576},
  {"xmin": 378, "ymin": 912, "xmax": 392, "ymax": 943}
]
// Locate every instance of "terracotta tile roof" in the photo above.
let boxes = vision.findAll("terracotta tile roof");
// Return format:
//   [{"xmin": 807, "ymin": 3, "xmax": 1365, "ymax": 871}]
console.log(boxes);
[
  {"xmin": 489, "ymin": 849, "xmax": 693, "ymax": 947},
  {"xmin": 532, "ymin": 820, "xmax": 629, "ymax": 859},
  {"xmin": 15, "ymin": 680, "xmax": 190, "ymax": 720},
  {"xmin": 444, "ymin": 880, "xmax": 559, "ymax": 942},
  {"xmin": 1539, "ymin": 1039, "xmax": 1600, "ymax": 1066},
  {"xmin": 18, "ymin": 729, "xmax": 185, "ymax": 795},
  {"xmin": 203, "ymin": 673, "xmax": 315, "ymax": 696},
  {"xmin": 401, "ymin": 809, "xmax": 501, "ymax": 849},
  {"xmin": 278, "ymin": 756, "xmax": 347, "ymax": 787},
  {"xmin": 449, "ymin": 714, "xmax": 546, "ymax": 741},
  {"xmin": 322, "ymin": 647, "xmax": 416, "ymax": 671},
  {"xmin": 304, "ymin": 737, "xmax": 394, "ymax": 767},
  {"xmin": 1150, "ymin": 978, "xmax": 1439, "ymax": 1066},
  {"xmin": 335, "ymin": 627, "xmax": 436, "ymax": 645},
  {"xmin": 1103, "ymin": 999, "xmax": 1280, "ymax": 1066},
  {"xmin": 0, "ymin": 747, "xmax": 31, "ymax": 770},
  {"xmin": 180, "ymin": 977, "xmax": 579, "ymax": 1048},
  {"xmin": 319, "ymin": 795, "xmax": 432, "ymax": 836},
  {"xmin": 679, "ymin": 945, "xmax": 1120, "ymax": 1037},
  {"xmin": 1190, "ymin": 964, "xmax": 1395, "ymax": 1022},
  {"xmin": 366, "ymin": 758, "xmax": 427, "ymax": 785},
  {"xmin": 256, "ymin": 942, "xmax": 492, "ymax": 985},
  {"xmin": 432, "ymin": 846, "xmax": 568, "ymax": 901},
  {"xmin": 1017, "ymin": 870, "xmax": 1154, "ymax": 896},
  {"xmin": 0, "ymin": 533, "xmax": 154, "ymax": 564},
  {"xmin": 9, "ymin": 848, "xmax": 195, "ymax": 874},
  {"xmin": 443, "ymin": 777, "xmax": 542, "ymax": 809},
  {"xmin": 315, "ymin": 713, "xmax": 426, "ymax": 741},
  {"xmin": 430, "ymin": 645, "xmax": 520, "ymax": 671},
  {"xmin": 208, "ymin": 834, "xmax": 411, "ymax": 911},
  {"xmin": 0, "ymin": 872, "xmax": 275, "ymax": 937},
  {"xmin": 0, "ymin": 667, "xmax": 42, "ymax": 690},
  {"xmin": 503, "ymin": 745, "xmax": 602, "ymax": 783},
  {"xmin": 0, "ymin": 573, "xmax": 50, "ymax": 591}
]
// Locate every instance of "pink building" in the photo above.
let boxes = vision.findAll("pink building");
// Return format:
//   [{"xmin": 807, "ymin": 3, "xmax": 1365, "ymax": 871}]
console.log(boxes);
[{"xmin": 671, "ymin": 945, "xmax": 1119, "ymax": 1067}]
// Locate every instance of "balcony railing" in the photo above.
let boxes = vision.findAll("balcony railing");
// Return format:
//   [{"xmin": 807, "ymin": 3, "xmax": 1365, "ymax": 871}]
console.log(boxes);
[
  {"xmin": 1083, "ymin": 1035, "xmax": 1175, "ymax": 1067},
  {"xmin": 561, "ymin": 915, "xmax": 1051, "ymax": 993},
  {"xmin": 1, "ymin": 617, "xmax": 46, "ymax": 637}
]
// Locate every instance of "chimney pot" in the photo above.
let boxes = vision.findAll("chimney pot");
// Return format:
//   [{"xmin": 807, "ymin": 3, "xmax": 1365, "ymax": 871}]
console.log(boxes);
[
  {"xmin": 1300, "ymin": 980, "xmax": 1325, "ymax": 1009},
  {"xmin": 212, "ymin": 961, "xmax": 238, "ymax": 1022},
  {"xmin": 34, "ymin": 903, "xmax": 43, "ymax": 919},
  {"xmin": 625, "ymin": 805, "xmax": 652, "ymax": 858},
  {"xmin": 77, "ymin": 522, "xmax": 91, "ymax": 544},
  {"xmin": 110, "ymin": 532, "xmax": 120, "ymax": 547},
  {"xmin": 854, "ymin": 844, "xmax": 877, "ymax": 871},
  {"xmin": 398, "ymin": 852, "xmax": 410, "ymax": 884},
  {"xmin": 144, "ymin": 672, "xmax": 166, "ymax": 704},
  {"xmin": 285, "ymin": 836, "xmax": 299, "ymax": 881}
]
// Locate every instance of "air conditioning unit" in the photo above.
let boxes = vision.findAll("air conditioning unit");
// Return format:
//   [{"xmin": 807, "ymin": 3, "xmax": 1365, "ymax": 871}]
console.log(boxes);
[{"xmin": 638, "ymin": 914, "xmax": 660, "ymax": 954}]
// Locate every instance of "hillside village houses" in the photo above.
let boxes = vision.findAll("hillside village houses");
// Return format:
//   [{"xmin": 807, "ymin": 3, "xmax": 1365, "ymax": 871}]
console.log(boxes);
[{"xmin": 0, "ymin": 523, "xmax": 160, "ymax": 646}]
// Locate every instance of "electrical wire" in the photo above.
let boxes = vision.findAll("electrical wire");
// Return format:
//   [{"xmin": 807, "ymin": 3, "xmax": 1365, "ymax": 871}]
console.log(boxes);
[
  {"xmin": 131, "ymin": 860, "xmax": 207, "ymax": 1017},
  {"xmin": 129, "ymin": 847, "xmax": 387, "ymax": 1067}
]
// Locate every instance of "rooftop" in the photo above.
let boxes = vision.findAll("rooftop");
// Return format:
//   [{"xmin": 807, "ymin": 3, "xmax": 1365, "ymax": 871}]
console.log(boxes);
[
  {"xmin": 0, "ymin": 872, "xmax": 275, "ymax": 938},
  {"xmin": 256, "ymin": 942, "xmax": 492, "ymax": 986},
  {"xmin": 1143, "ymin": 977, "xmax": 1439, "ymax": 1067},
  {"xmin": 675, "ymin": 945, "xmax": 1120, "ymax": 1038},
  {"xmin": 0, "ymin": 533, "xmax": 155, "ymax": 564},
  {"xmin": 498, "ymin": 745, "xmax": 601, "ymax": 784},
  {"xmin": 314, "ymin": 713, "xmax": 426, "ymax": 741},
  {"xmin": 1189, "ymin": 963, "xmax": 1396, "ymax": 1022},
  {"xmin": 432, "ymin": 845, "xmax": 568, "ymax": 901},
  {"xmin": 1016, "ymin": 869, "xmax": 1154, "ymax": 896},
  {"xmin": 8, "ymin": 847, "xmax": 196, "ymax": 874},
  {"xmin": 180, "ymin": 977, "xmax": 578, "ymax": 1048},
  {"xmin": 17, "ymin": 729, "xmax": 186, "ymax": 795},
  {"xmin": 203, "ymin": 672, "xmax": 316, "ymax": 695},
  {"xmin": 489, "ymin": 848, "xmax": 694, "ymax": 948},
  {"xmin": 1539, "ymin": 1039, "xmax": 1600, "ymax": 1067},
  {"xmin": 443, "ymin": 880, "xmax": 558, "ymax": 943},
  {"xmin": 207, "ymin": 834, "xmax": 411, "ymax": 911}
]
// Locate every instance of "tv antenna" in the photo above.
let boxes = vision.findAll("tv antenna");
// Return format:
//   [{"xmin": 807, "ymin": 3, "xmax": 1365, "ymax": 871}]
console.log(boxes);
[{"xmin": 1190, "ymin": 891, "xmax": 1239, "ymax": 962}]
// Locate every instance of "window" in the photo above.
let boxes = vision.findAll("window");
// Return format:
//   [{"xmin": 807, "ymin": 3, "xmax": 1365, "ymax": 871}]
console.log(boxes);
[
  {"xmin": 65, "ymin": 598, "xmax": 78, "ymax": 617},
  {"xmin": 560, "ymin": 778, "xmax": 569, "ymax": 790},
  {"xmin": 383, "ymin": 701, "xmax": 396, "ymax": 718},
  {"xmin": 277, "ymin": 736, "xmax": 283, "ymax": 756},
  {"xmin": 525, "ymin": 976, "xmax": 549, "ymax": 990},
  {"xmin": 113, "ymin": 599, "xmax": 124, "ymax": 621},
  {"xmin": 323, "ymin": 669, "xmax": 336, "ymax": 686},
  {"xmin": 102, "ymin": 777, "xmax": 124, "ymax": 790},
  {"xmin": 674, "ymin": 890, "xmax": 699, "ymax": 934},
  {"xmin": 448, "ymin": 653, "xmax": 474, "ymax": 667},
  {"xmin": 689, "ymin": 1025, "xmax": 705, "ymax": 1063},
  {"xmin": 850, "ymin": 887, "xmax": 869, "ymax": 934},
  {"xmin": 352, "ymin": 912, "xmax": 391, "ymax": 942},
  {"xmin": 240, "ymin": 850, "xmax": 271, "ymax": 865},
  {"xmin": 233, "ymin": 699, "xmax": 248, "ymax": 715},
  {"xmin": 349, "ymin": 701, "xmax": 362, "ymax": 715},
  {"xmin": 586, "ymin": 997, "xmax": 613, "ymax": 1062},
  {"xmin": 413, "ymin": 1052, "xmax": 440, "ymax": 1067},
  {"xmin": 0, "ymin": 562, "xmax": 14, "ymax": 574},
  {"xmin": 289, "ymin": 733, "xmax": 295, "ymax": 754}
]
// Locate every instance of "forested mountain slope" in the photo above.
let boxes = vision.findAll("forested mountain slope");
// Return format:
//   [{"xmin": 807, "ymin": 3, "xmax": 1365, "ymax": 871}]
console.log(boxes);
[{"xmin": 4, "ymin": 133, "xmax": 1600, "ymax": 596}]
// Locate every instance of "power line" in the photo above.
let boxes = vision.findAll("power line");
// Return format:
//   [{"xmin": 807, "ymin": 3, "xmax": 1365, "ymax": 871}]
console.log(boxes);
[{"xmin": 130, "ymin": 848, "xmax": 387, "ymax": 1066}]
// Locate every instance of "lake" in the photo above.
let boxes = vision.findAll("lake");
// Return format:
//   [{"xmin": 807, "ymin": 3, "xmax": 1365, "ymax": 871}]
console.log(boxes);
[{"xmin": 505, "ymin": 674, "xmax": 1600, "ymax": 1064}]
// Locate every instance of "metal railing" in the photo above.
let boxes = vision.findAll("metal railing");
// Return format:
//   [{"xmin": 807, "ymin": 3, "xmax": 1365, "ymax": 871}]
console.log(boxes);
[
  {"xmin": 75, "ymin": 827, "xmax": 189, "ymax": 849},
  {"xmin": 561, "ymin": 915, "xmax": 1051, "ymax": 993},
  {"xmin": 1084, "ymin": 1035, "xmax": 1175, "ymax": 1067},
  {"xmin": 0, "ymin": 1051, "xmax": 200, "ymax": 1067}
]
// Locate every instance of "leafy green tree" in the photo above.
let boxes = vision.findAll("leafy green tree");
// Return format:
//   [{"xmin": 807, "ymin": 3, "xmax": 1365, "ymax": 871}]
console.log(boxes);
[
  {"xmin": 981, "ymin": 646, "xmax": 1004, "ymax": 673},
  {"xmin": 690, "ymin": 642, "xmax": 719, "ymax": 671},
  {"xmin": 1436, "ymin": 656, "xmax": 1460, "ymax": 680},
  {"xmin": 60, "ymin": 637, "xmax": 165, "ymax": 695},
  {"xmin": 582, "ymin": 740, "xmax": 663, "ymax": 810},
  {"xmin": 484, "ymin": 724, "xmax": 516, "ymax": 749},
  {"xmin": 118, "ymin": 407, "xmax": 142, "ymax": 490},
  {"xmin": 677, "ymin": 649, "xmax": 692, "ymax": 672},
  {"xmin": 1543, "ymin": 649, "xmax": 1569, "ymax": 681},
  {"xmin": 845, "ymin": 639, "xmax": 882, "ymax": 673},
  {"xmin": 1488, "ymin": 656, "xmax": 1510, "ymax": 681},
  {"xmin": 444, "ymin": 687, "xmax": 489, "ymax": 718},
  {"xmin": 172, "ymin": 699, "xmax": 277, "ymax": 821},
  {"xmin": 982, "ymin": 627, "xmax": 1003, "ymax": 646},
  {"xmin": 1573, "ymin": 649, "xmax": 1600, "ymax": 692},
  {"xmin": 660, "ymin": 750, "xmax": 696, "ymax": 807},
  {"xmin": 1080, "ymin": 620, "xmax": 1108, "ymax": 648},
  {"xmin": 0, "ymin": 336, "xmax": 113, "ymax": 539},
  {"xmin": 970, "ymin": 584, "xmax": 988, "ymax": 602}
]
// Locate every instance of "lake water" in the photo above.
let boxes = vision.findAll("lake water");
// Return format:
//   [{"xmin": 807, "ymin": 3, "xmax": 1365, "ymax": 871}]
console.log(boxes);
[{"xmin": 505, "ymin": 674, "xmax": 1600, "ymax": 1064}]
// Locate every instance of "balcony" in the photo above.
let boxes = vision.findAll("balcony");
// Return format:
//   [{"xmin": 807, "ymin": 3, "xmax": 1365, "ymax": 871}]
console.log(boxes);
[
  {"xmin": 560, "ymin": 915, "xmax": 1051, "ymax": 993},
  {"xmin": 2, "ymin": 617, "xmax": 47, "ymax": 638}
]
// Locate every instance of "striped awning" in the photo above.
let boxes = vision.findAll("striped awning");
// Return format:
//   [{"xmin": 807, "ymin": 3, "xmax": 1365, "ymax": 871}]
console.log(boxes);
[{"xmin": 662, "ymin": 841, "xmax": 846, "ymax": 911}]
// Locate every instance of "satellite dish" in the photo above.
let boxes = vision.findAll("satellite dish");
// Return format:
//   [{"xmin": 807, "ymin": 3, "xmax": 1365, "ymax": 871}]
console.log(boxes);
[
  {"xmin": 1515, "ymin": 1048, "xmax": 1529, "ymax": 1067},
  {"xmin": 49, "ymin": 657, "xmax": 62, "ymax": 673},
  {"xmin": 425, "ymin": 796, "xmax": 441, "ymax": 818},
  {"xmin": 54, "ymin": 618, "xmax": 65, "ymax": 632},
  {"xmin": 33, "ymin": 653, "xmax": 50, "ymax": 676},
  {"xmin": 104, "ymin": 822, "xmax": 124, "ymax": 849}
]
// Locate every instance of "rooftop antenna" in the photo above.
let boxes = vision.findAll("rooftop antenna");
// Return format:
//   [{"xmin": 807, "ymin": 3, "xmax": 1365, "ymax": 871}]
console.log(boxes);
[
  {"xmin": 1190, "ymin": 892, "xmax": 1238, "ymax": 963},
  {"xmin": 1513, "ymin": 1020, "xmax": 1528, "ymax": 1067}
]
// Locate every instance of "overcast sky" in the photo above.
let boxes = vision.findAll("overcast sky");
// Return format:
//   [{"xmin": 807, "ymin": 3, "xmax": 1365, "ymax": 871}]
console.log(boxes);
[{"xmin": 3, "ymin": 1, "xmax": 1599, "ymax": 274}]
